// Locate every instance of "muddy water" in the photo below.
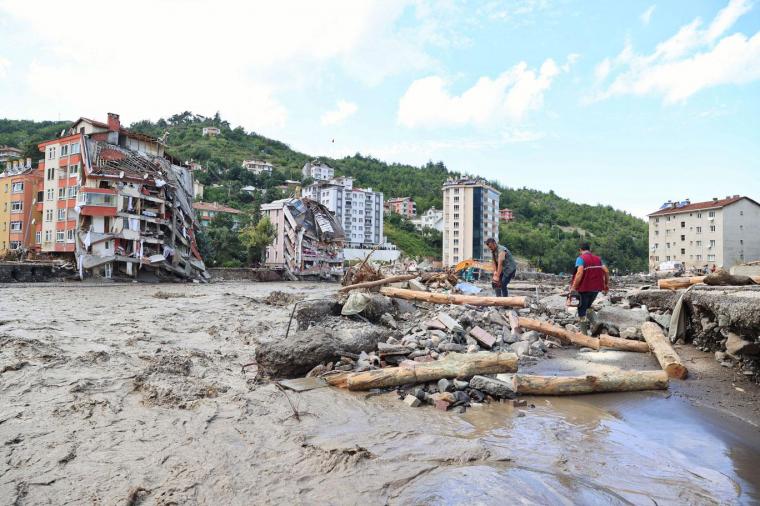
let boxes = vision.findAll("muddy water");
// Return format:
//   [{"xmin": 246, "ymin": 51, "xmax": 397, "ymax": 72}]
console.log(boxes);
[
  {"xmin": 1, "ymin": 281, "xmax": 759, "ymax": 504},
  {"xmin": 304, "ymin": 389, "xmax": 760, "ymax": 505}
]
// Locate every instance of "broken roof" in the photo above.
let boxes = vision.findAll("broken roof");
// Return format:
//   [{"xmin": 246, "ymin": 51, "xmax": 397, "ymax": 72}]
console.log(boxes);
[
  {"xmin": 647, "ymin": 196, "xmax": 759, "ymax": 216},
  {"xmin": 192, "ymin": 202, "xmax": 244, "ymax": 214}
]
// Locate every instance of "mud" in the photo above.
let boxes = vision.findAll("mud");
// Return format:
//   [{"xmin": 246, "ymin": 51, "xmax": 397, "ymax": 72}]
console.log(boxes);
[{"xmin": 1, "ymin": 281, "xmax": 759, "ymax": 504}]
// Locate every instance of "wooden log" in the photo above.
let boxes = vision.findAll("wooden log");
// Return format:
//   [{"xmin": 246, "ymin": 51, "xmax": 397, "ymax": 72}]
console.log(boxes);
[
  {"xmin": 641, "ymin": 322, "xmax": 688, "ymax": 379},
  {"xmin": 599, "ymin": 334, "xmax": 651, "ymax": 353},
  {"xmin": 380, "ymin": 287, "xmax": 527, "ymax": 308},
  {"xmin": 322, "ymin": 371, "xmax": 350, "ymax": 388},
  {"xmin": 517, "ymin": 317, "xmax": 600, "ymax": 350},
  {"xmin": 338, "ymin": 274, "xmax": 418, "ymax": 293},
  {"xmin": 513, "ymin": 370, "xmax": 668, "ymax": 395},
  {"xmin": 339, "ymin": 352, "xmax": 518, "ymax": 391},
  {"xmin": 658, "ymin": 275, "xmax": 760, "ymax": 290}
]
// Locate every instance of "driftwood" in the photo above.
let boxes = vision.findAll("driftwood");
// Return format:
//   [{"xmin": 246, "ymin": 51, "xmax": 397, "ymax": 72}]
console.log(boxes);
[
  {"xmin": 330, "ymin": 352, "xmax": 518, "ymax": 391},
  {"xmin": 513, "ymin": 370, "xmax": 668, "ymax": 395},
  {"xmin": 641, "ymin": 322, "xmax": 688, "ymax": 379},
  {"xmin": 516, "ymin": 316, "xmax": 649, "ymax": 352},
  {"xmin": 380, "ymin": 287, "xmax": 527, "ymax": 308},
  {"xmin": 658, "ymin": 274, "xmax": 760, "ymax": 290},
  {"xmin": 599, "ymin": 334, "xmax": 651, "ymax": 353},
  {"xmin": 338, "ymin": 274, "xmax": 418, "ymax": 293}
]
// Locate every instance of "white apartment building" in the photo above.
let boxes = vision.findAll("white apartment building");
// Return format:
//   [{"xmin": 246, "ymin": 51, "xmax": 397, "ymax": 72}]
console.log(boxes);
[
  {"xmin": 242, "ymin": 159, "xmax": 273, "ymax": 175},
  {"xmin": 302, "ymin": 160, "xmax": 335, "ymax": 181},
  {"xmin": 648, "ymin": 196, "xmax": 760, "ymax": 271},
  {"xmin": 412, "ymin": 207, "xmax": 444, "ymax": 232},
  {"xmin": 302, "ymin": 176, "xmax": 384, "ymax": 247},
  {"xmin": 442, "ymin": 178, "xmax": 500, "ymax": 266}
]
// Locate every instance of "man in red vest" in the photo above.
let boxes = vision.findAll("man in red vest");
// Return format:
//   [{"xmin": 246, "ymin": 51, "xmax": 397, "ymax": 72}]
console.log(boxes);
[{"xmin": 570, "ymin": 242, "xmax": 609, "ymax": 333}]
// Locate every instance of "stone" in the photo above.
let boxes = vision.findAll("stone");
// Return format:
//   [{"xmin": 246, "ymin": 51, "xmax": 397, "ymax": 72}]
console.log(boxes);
[
  {"xmin": 438, "ymin": 378, "xmax": 452, "ymax": 393},
  {"xmin": 437, "ymin": 312, "xmax": 464, "ymax": 332},
  {"xmin": 403, "ymin": 395, "xmax": 421, "ymax": 407},
  {"xmin": 539, "ymin": 294, "xmax": 570, "ymax": 313},
  {"xmin": 503, "ymin": 332, "xmax": 519, "ymax": 345},
  {"xmin": 380, "ymin": 313, "xmax": 398, "ymax": 329},
  {"xmin": 429, "ymin": 329, "xmax": 447, "ymax": 340},
  {"xmin": 255, "ymin": 325, "xmax": 390, "ymax": 378},
  {"xmin": 717, "ymin": 314, "xmax": 731, "ymax": 328},
  {"xmin": 510, "ymin": 399, "xmax": 527, "ymax": 407},
  {"xmin": 565, "ymin": 324, "xmax": 580, "ymax": 334},
  {"xmin": 510, "ymin": 341, "xmax": 530, "ymax": 357},
  {"xmin": 295, "ymin": 300, "xmax": 341, "ymax": 330},
  {"xmin": 590, "ymin": 306, "xmax": 649, "ymax": 335},
  {"xmin": 467, "ymin": 345, "xmax": 479, "ymax": 353},
  {"xmin": 408, "ymin": 279, "xmax": 429, "ymax": 292},
  {"xmin": 392, "ymin": 299, "xmax": 417, "ymax": 316},
  {"xmin": 424, "ymin": 319, "xmax": 447, "ymax": 331},
  {"xmin": 435, "ymin": 400, "xmax": 451, "ymax": 411},
  {"xmin": 438, "ymin": 343, "xmax": 467, "ymax": 353},
  {"xmin": 469, "ymin": 326, "xmax": 497, "ymax": 348},
  {"xmin": 715, "ymin": 351, "xmax": 727, "ymax": 362},
  {"xmin": 620, "ymin": 327, "xmax": 639, "ymax": 340},
  {"xmin": 627, "ymin": 289, "xmax": 680, "ymax": 311},
  {"xmin": 489, "ymin": 312, "xmax": 508, "ymax": 326},
  {"xmin": 520, "ymin": 331, "xmax": 540, "ymax": 343},
  {"xmin": 726, "ymin": 332, "xmax": 760, "ymax": 357},
  {"xmin": 652, "ymin": 312, "xmax": 672, "ymax": 331},
  {"xmin": 453, "ymin": 380, "xmax": 469, "ymax": 390},
  {"xmin": 469, "ymin": 375, "xmax": 515, "ymax": 398}
]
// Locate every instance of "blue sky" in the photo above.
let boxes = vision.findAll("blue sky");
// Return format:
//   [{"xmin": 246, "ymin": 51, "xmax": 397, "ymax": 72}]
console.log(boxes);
[{"xmin": 1, "ymin": 0, "xmax": 758, "ymax": 217}]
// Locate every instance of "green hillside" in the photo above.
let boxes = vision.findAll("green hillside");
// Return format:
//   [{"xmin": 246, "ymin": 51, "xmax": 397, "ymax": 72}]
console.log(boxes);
[{"xmin": 0, "ymin": 113, "xmax": 648, "ymax": 273}]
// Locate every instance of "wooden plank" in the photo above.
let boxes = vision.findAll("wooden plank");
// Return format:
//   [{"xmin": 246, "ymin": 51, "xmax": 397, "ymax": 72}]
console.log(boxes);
[
  {"xmin": 380, "ymin": 287, "xmax": 527, "ymax": 308},
  {"xmin": 641, "ymin": 322, "xmax": 688, "ymax": 379}
]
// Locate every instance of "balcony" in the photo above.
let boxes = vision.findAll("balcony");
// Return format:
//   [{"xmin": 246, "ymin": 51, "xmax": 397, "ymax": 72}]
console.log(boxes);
[{"xmin": 78, "ymin": 188, "xmax": 117, "ymax": 216}]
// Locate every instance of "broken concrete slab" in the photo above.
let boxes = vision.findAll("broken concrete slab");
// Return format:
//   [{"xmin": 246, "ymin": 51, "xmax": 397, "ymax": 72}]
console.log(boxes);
[
  {"xmin": 403, "ymin": 394, "xmax": 421, "ymax": 407},
  {"xmin": 437, "ymin": 312, "xmax": 463, "ymax": 333},
  {"xmin": 423, "ymin": 319, "xmax": 447, "ymax": 331},
  {"xmin": 469, "ymin": 326, "xmax": 496, "ymax": 349},
  {"xmin": 590, "ymin": 306, "xmax": 650, "ymax": 335},
  {"xmin": 627, "ymin": 289, "xmax": 681, "ymax": 311},
  {"xmin": 408, "ymin": 279, "xmax": 428, "ymax": 292},
  {"xmin": 469, "ymin": 375, "xmax": 516, "ymax": 398}
]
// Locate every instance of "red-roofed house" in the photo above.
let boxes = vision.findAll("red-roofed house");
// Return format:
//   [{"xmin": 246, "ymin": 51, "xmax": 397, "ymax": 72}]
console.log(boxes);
[
  {"xmin": 192, "ymin": 201, "xmax": 243, "ymax": 228},
  {"xmin": 647, "ymin": 196, "xmax": 760, "ymax": 271}
]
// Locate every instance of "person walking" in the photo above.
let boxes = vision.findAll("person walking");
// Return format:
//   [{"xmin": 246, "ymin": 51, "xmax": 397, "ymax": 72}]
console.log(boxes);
[
  {"xmin": 570, "ymin": 242, "xmax": 609, "ymax": 333},
  {"xmin": 485, "ymin": 238, "xmax": 517, "ymax": 297}
]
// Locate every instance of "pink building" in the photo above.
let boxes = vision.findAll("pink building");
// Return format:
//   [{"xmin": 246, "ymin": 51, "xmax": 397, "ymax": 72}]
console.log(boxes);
[
  {"xmin": 499, "ymin": 208, "xmax": 514, "ymax": 221},
  {"xmin": 386, "ymin": 197, "xmax": 416, "ymax": 218}
]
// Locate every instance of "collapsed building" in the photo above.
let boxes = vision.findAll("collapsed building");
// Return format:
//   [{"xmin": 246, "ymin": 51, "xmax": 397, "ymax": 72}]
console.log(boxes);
[
  {"xmin": 261, "ymin": 198, "xmax": 344, "ymax": 276},
  {"xmin": 75, "ymin": 139, "xmax": 207, "ymax": 280}
]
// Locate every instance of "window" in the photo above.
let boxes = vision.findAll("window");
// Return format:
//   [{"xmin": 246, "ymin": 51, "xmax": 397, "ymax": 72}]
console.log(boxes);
[
  {"xmin": 35, "ymin": 231, "xmax": 41, "ymax": 244},
  {"xmin": 78, "ymin": 192, "xmax": 116, "ymax": 207},
  {"xmin": 70, "ymin": 143, "xmax": 80, "ymax": 154},
  {"xmin": 58, "ymin": 188, "xmax": 66, "ymax": 200},
  {"xmin": 666, "ymin": 242, "xmax": 670, "ymax": 249},
  {"xmin": 46, "ymin": 189, "xmax": 54, "ymax": 200},
  {"xmin": 453, "ymin": 213, "xmax": 459, "ymax": 219},
  {"xmin": 740, "ymin": 240, "xmax": 744, "ymax": 245},
  {"xmin": 69, "ymin": 164, "xmax": 79, "ymax": 176},
  {"xmin": 696, "ymin": 254, "xmax": 702, "ymax": 261},
  {"xmin": 45, "ymin": 209, "xmax": 53, "ymax": 222},
  {"xmin": 707, "ymin": 254, "xmax": 716, "ymax": 261},
  {"xmin": 45, "ymin": 230, "xmax": 52, "ymax": 242},
  {"xmin": 681, "ymin": 248, "xmax": 685, "ymax": 255},
  {"xmin": 696, "ymin": 240, "xmax": 702, "ymax": 246},
  {"xmin": 453, "ymin": 248, "xmax": 459, "ymax": 254},
  {"xmin": 10, "ymin": 241, "xmax": 21, "ymax": 250},
  {"xmin": 47, "ymin": 147, "xmax": 56, "ymax": 159},
  {"xmin": 57, "ymin": 209, "xmax": 65, "ymax": 221},
  {"xmin": 453, "ymin": 230, "xmax": 459, "ymax": 237},
  {"xmin": 680, "ymin": 235, "xmax": 685, "ymax": 241},
  {"xmin": 708, "ymin": 211, "xmax": 715, "ymax": 218},
  {"xmin": 453, "ymin": 222, "xmax": 459, "ymax": 228},
  {"xmin": 46, "ymin": 167, "xmax": 55, "ymax": 180},
  {"xmin": 739, "ymin": 225, "xmax": 743, "ymax": 231},
  {"xmin": 453, "ymin": 196, "xmax": 460, "ymax": 202},
  {"xmin": 453, "ymin": 239, "xmax": 459, "ymax": 245},
  {"xmin": 655, "ymin": 217, "xmax": 659, "ymax": 223},
  {"xmin": 697, "ymin": 213, "xmax": 702, "ymax": 218},
  {"xmin": 56, "ymin": 231, "xmax": 65, "ymax": 243},
  {"xmin": 710, "ymin": 225, "xmax": 716, "ymax": 232},
  {"xmin": 696, "ymin": 226, "xmax": 702, "ymax": 234},
  {"xmin": 709, "ymin": 240, "xmax": 716, "ymax": 248},
  {"xmin": 681, "ymin": 222, "xmax": 685, "ymax": 228},
  {"xmin": 10, "ymin": 201, "xmax": 22, "ymax": 212},
  {"xmin": 655, "ymin": 230, "xmax": 659, "ymax": 236},
  {"xmin": 740, "ymin": 210, "xmax": 744, "ymax": 216},
  {"xmin": 67, "ymin": 229, "xmax": 74, "ymax": 242},
  {"xmin": 11, "ymin": 182, "xmax": 23, "ymax": 193},
  {"xmin": 10, "ymin": 221, "xmax": 22, "ymax": 231},
  {"xmin": 60, "ymin": 144, "xmax": 68, "ymax": 156}
]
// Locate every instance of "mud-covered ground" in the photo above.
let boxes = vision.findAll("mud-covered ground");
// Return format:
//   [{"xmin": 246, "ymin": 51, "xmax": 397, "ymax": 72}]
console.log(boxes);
[{"xmin": 1, "ymin": 281, "xmax": 759, "ymax": 505}]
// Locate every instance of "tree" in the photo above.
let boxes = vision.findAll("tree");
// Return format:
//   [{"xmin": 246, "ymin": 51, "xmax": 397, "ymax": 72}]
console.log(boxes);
[{"xmin": 239, "ymin": 216, "xmax": 275, "ymax": 265}]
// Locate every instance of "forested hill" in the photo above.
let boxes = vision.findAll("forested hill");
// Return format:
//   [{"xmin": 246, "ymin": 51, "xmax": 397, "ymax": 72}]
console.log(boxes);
[{"xmin": 0, "ymin": 112, "xmax": 648, "ymax": 273}]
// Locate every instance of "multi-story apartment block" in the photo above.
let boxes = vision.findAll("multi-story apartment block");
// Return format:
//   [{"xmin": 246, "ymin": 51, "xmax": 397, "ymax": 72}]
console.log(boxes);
[
  {"xmin": 499, "ymin": 208, "xmax": 514, "ymax": 221},
  {"xmin": 192, "ymin": 201, "xmax": 243, "ymax": 228},
  {"xmin": 302, "ymin": 160, "xmax": 334, "ymax": 181},
  {"xmin": 242, "ymin": 159, "xmax": 274, "ymax": 175},
  {"xmin": 412, "ymin": 207, "xmax": 444, "ymax": 232},
  {"xmin": 0, "ymin": 145, "xmax": 24, "ymax": 164},
  {"xmin": 386, "ymin": 197, "xmax": 416, "ymax": 218},
  {"xmin": 0, "ymin": 158, "xmax": 42, "ymax": 253},
  {"xmin": 647, "ymin": 196, "xmax": 760, "ymax": 271},
  {"xmin": 302, "ymin": 176, "xmax": 384, "ymax": 247},
  {"xmin": 33, "ymin": 113, "xmax": 206, "ymax": 280},
  {"xmin": 442, "ymin": 178, "xmax": 500, "ymax": 266}
]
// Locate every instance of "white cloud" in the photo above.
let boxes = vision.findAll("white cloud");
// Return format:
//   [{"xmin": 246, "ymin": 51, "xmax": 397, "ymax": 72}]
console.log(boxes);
[
  {"xmin": 321, "ymin": 100, "xmax": 358, "ymax": 126},
  {"xmin": 0, "ymin": 56, "xmax": 9, "ymax": 78},
  {"xmin": 640, "ymin": 5, "xmax": 656, "ymax": 25},
  {"xmin": 0, "ymin": 0, "xmax": 445, "ymax": 131},
  {"xmin": 593, "ymin": 0, "xmax": 760, "ymax": 103},
  {"xmin": 397, "ymin": 57, "xmax": 569, "ymax": 128}
]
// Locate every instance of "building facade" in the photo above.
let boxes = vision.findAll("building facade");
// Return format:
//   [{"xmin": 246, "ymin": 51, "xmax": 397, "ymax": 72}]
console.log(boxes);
[
  {"xmin": 242, "ymin": 159, "xmax": 274, "ymax": 175},
  {"xmin": 442, "ymin": 178, "xmax": 500, "ymax": 266},
  {"xmin": 647, "ymin": 196, "xmax": 760, "ymax": 271},
  {"xmin": 0, "ymin": 145, "xmax": 24, "ymax": 164},
  {"xmin": 302, "ymin": 176, "xmax": 384, "ymax": 247},
  {"xmin": 302, "ymin": 160, "xmax": 335, "ymax": 181},
  {"xmin": 192, "ymin": 201, "xmax": 243, "ymax": 228},
  {"xmin": 386, "ymin": 197, "xmax": 416, "ymax": 218},
  {"xmin": 412, "ymin": 207, "xmax": 443, "ymax": 232},
  {"xmin": 0, "ymin": 159, "xmax": 42, "ymax": 254},
  {"xmin": 202, "ymin": 127, "xmax": 221, "ymax": 137},
  {"xmin": 499, "ymin": 208, "xmax": 514, "ymax": 221}
]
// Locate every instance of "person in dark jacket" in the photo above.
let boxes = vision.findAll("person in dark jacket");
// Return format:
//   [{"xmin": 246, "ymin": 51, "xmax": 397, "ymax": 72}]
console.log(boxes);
[
  {"xmin": 485, "ymin": 238, "xmax": 517, "ymax": 297},
  {"xmin": 570, "ymin": 242, "xmax": 609, "ymax": 333}
]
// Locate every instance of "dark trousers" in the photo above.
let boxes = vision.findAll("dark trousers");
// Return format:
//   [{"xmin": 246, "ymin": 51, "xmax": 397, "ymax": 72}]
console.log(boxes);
[
  {"xmin": 495, "ymin": 270, "xmax": 516, "ymax": 297},
  {"xmin": 578, "ymin": 291, "xmax": 599, "ymax": 317}
]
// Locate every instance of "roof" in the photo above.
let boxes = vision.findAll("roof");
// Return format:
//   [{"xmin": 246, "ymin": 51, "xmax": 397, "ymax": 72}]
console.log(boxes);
[
  {"xmin": 71, "ymin": 117, "xmax": 162, "ymax": 145},
  {"xmin": 647, "ymin": 196, "xmax": 759, "ymax": 216},
  {"xmin": 192, "ymin": 201, "xmax": 243, "ymax": 214},
  {"xmin": 387, "ymin": 197, "xmax": 413, "ymax": 203}
]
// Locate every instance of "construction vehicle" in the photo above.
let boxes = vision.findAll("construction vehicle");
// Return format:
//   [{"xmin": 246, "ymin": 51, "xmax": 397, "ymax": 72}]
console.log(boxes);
[{"xmin": 453, "ymin": 259, "xmax": 494, "ymax": 282}]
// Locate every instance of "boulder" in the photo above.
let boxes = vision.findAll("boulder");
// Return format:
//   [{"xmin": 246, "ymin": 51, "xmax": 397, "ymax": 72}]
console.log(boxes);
[
  {"xmin": 296, "ymin": 300, "xmax": 341, "ymax": 330},
  {"xmin": 255, "ymin": 325, "xmax": 390, "ymax": 378},
  {"xmin": 538, "ymin": 294, "xmax": 568, "ymax": 313},
  {"xmin": 725, "ymin": 332, "xmax": 760, "ymax": 358},
  {"xmin": 590, "ymin": 306, "xmax": 649, "ymax": 335},
  {"xmin": 627, "ymin": 289, "xmax": 680, "ymax": 311},
  {"xmin": 469, "ymin": 375, "xmax": 516, "ymax": 398}
]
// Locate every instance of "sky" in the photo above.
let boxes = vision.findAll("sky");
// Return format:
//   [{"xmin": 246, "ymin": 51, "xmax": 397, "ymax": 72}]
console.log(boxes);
[{"xmin": 1, "ymin": 0, "xmax": 758, "ymax": 218}]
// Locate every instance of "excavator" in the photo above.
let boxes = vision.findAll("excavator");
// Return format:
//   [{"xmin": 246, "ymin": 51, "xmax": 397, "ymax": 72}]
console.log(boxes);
[{"xmin": 453, "ymin": 258, "xmax": 494, "ymax": 282}]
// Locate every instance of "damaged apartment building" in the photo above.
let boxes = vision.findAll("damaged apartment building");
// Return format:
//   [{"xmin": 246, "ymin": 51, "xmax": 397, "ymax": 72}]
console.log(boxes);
[
  {"xmin": 37, "ymin": 113, "xmax": 207, "ymax": 280},
  {"xmin": 261, "ymin": 197, "xmax": 345, "ymax": 276}
]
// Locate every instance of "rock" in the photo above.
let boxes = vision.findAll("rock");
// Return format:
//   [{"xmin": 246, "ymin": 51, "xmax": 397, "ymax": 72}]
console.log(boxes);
[
  {"xmin": 502, "ymin": 332, "xmax": 519, "ymax": 345},
  {"xmin": 489, "ymin": 312, "xmax": 508, "ymax": 326},
  {"xmin": 403, "ymin": 395, "xmax": 421, "ymax": 407},
  {"xmin": 431, "ymin": 391, "xmax": 456, "ymax": 403},
  {"xmin": 377, "ymin": 342, "xmax": 412, "ymax": 355},
  {"xmin": 510, "ymin": 399, "xmax": 527, "ymax": 407},
  {"xmin": 539, "ymin": 294, "xmax": 569, "ymax": 313},
  {"xmin": 438, "ymin": 378, "xmax": 452, "ymax": 393},
  {"xmin": 717, "ymin": 314, "xmax": 730, "ymax": 328},
  {"xmin": 469, "ymin": 375, "xmax": 516, "ymax": 398},
  {"xmin": 620, "ymin": 327, "xmax": 639, "ymax": 340},
  {"xmin": 424, "ymin": 319, "xmax": 447, "ymax": 331},
  {"xmin": 392, "ymin": 299, "xmax": 417, "ymax": 316},
  {"xmin": 627, "ymin": 289, "xmax": 680, "ymax": 311},
  {"xmin": 469, "ymin": 326, "xmax": 497, "ymax": 348},
  {"xmin": 437, "ymin": 312, "xmax": 464, "ymax": 332},
  {"xmin": 380, "ymin": 313, "xmax": 398, "ymax": 329},
  {"xmin": 565, "ymin": 324, "xmax": 579, "ymax": 334},
  {"xmin": 520, "ymin": 331, "xmax": 540, "ymax": 343},
  {"xmin": 408, "ymin": 279, "xmax": 428, "ymax": 292},
  {"xmin": 726, "ymin": 332, "xmax": 760, "ymax": 357},
  {"xmin": 453, "ymin": 380, "xmax": 469, "ymax": 390},
  {"xmin": 700, "ymin": 317, "xmax": 717, "ymax": 333},
  {"xmin": 429, "ymin": 329, "xmax": 447, "ymax": 340},
  {"xmin": 510, "ymin": 341, "xmax": 530, "ymax": 357},
  {"xmin": 715, "ymin": 351, "xmax": 727, "ymax": 362},
  {"xmin": 435, "ymin": 400, "xmax": 451, "ymax": 411},
  {"xmin": 295, "ymin": 300, "xmax": 341, "ymax": 330},
  {"xmin": 467, "ymin": 345, "xmax": 479, "ymax": 353},
  {"xmin": 255, "ymin": 325, "xmax": 390, "ymax": 378},
  {"xmin": 438, "ymin": 343, "xmax": 467, "ymax": 353},
  {"xmin": 590, "ymin": 306, "xmax": 649, "ymax": 335},
  {"xmin": 652, "ymin": 312, "xmax": 672, "ymax": 331}
]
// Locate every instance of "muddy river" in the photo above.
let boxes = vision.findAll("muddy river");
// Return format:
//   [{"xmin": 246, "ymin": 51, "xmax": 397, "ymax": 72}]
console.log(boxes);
[{"xmin": 1, "ymin": 282, "xmax": 758, "ymax": 504}]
